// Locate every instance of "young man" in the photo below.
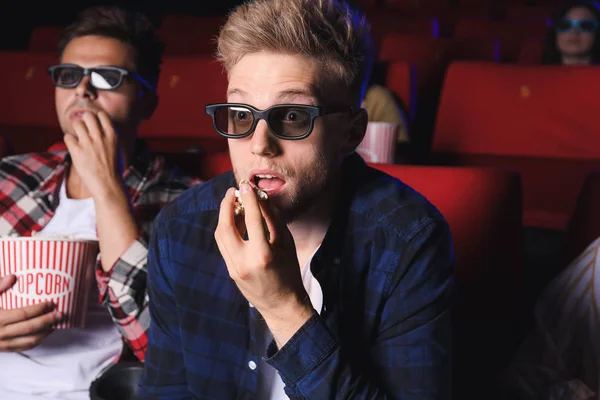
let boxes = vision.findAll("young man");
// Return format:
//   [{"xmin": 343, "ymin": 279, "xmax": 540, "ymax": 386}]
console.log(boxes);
[
  {"xmin": 139, "ymin": 0, "xmax": 454, "ymax": 398},
  {"xmin": 0, "ymin": 6, "xmax": 199, "ymax": 399}
]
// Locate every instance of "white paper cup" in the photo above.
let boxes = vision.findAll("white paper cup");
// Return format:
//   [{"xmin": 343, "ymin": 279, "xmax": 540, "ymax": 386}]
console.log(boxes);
[
  {"xmin": 356, "ymin": 122, "xmax": 398, "ymax": 163},
  {"xmin": 0, "ymin": 237, "xmax": 99, "ymax": 329}
]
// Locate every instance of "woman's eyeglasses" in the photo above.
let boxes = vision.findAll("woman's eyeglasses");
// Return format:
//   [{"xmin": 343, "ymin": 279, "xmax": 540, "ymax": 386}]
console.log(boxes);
[
  {"xmin": 205, "ymin": 103, "xmax": 353, "ymax": 140},
  {"xmin": 47, "ymin": 64, "xmax": 154, "ymax": 91},
  {"xmin": 555, "ymin": 18, "xmax": 599, "ymax": 33}
]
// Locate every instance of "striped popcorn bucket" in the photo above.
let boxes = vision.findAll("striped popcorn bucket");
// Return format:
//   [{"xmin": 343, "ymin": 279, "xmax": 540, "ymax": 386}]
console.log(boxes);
[
  {"xmin": 0, "ymin": 237, "xmax": 99, "ymax": 329},
  {"xmin": 356, "ymin": 122, "xmax": 398, "ymax": 164}
]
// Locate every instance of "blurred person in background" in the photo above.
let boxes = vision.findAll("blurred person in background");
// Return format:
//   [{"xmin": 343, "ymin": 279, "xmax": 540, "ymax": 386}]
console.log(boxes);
[
  {"xmin": 542, "ymin": 0, "xmax": 600, "ymax": 65},
  {"xmin": 500, "ymin": 236, "xmax": 600, "ymax": 400}
]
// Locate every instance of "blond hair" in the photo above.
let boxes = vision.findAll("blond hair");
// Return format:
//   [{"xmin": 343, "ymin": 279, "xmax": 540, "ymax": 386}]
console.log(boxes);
[{"xmin": 217, "ymin": 0, "xmax": 374, "ymax": 106}]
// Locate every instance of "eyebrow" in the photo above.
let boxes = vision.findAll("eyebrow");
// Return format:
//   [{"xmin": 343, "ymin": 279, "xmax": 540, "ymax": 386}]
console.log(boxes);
[{"xmin": 227, "ymin": 87, "xmax": 318, "ymax": 103}]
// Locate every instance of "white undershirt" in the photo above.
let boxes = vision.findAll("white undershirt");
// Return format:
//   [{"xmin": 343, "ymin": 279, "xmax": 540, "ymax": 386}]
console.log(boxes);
[
  {"xmin": 256, "ymin": 246, "xmax": 323, "ymax": 400},
  {"xmin": 0, "ymin": 181, "xmax": 122, "ymax": 400}
]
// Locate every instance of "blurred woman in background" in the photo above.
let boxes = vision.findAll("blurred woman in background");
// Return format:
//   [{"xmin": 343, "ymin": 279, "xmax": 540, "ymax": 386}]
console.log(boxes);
[{"xmin": 542, "ymin": 0, "xmax": 600, "ymax": 65}]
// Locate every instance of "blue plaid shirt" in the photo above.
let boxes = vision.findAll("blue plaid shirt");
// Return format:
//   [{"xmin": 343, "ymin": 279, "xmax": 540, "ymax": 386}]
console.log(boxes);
[{"xmin": 138, "ymin": 154, "xmax": 455, "ymax": 399}]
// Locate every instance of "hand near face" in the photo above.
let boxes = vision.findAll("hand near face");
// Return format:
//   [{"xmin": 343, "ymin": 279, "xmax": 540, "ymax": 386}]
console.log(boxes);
[
  {"xmin": 0, "ymin": 275, "xmax": 63, "ymax": 352},
  {"xmin": 215, "ymin": 182, "xmax": 311, "ymax": 321},
  {"xmin": 63, "ymin": 110, "xmax": 125, "ymax": 200}
]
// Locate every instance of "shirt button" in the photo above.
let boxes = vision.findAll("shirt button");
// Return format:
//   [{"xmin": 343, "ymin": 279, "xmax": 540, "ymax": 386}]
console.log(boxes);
[
  {"xmin": 333, "ymin": 257, "xmax": 341, "ymax": 265},
  {"xmin": 248, "ymin": 360, "xmax": 257, "ymax": 370},
  {"xmin": 47, "ymin": 194, "xmax": 53, "ymax": 202},
  {"xmin": 38, "ymin": 217, "xmax": 46, "ymax": 225}
]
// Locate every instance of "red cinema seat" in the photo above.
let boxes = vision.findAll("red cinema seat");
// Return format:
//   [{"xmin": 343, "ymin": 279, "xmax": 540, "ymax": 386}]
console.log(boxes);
[
  {"xmin": 366, "ymin": 12, "xmax": 440, "ymax": 45},
  {"xmin": 454, "ymin": 17, "xmax": 549, "ymax": 61},
  {"xmin": 160, "ymin": 30, "xmax": 217, "ymax": 56},
  {"xmin": 505, "ymin": 4, "xmax": 558, "ymax": 20},
  {"xmin": 28, "ymin": 26, "xmax": 63, "ymax": 52},
  {"xmin": 48, "ymin": 142, "xmax": 67, "ymax": 153},
  {"xmin": 0, "ymin": 52, "xmax": 62, "ymax": 154},
  {"xmin": 382, "ymin": 0, "xmax": 448, "ymax": 9},
  {"xmin": 433, "ymin": 62, "xmax": 600, "ymax": 230},
  {"xmin": 381, "ymin": 34, "xmax": 500, "ymax": 64},
  {"xmin": 518, "ymin": 36, "xmax": 545, "ymax": 64},
  {"xmin": 378, "ymin": 34, "xmax": 452, "ymax": 121},
  {"xmin": 138, "ymin": 56, "xmax": 228, "ymax": 154},
  {"xmin": 198, "ymin": 151, "xmax": 232, "ymax": 181},
  {"xmin": 565, "ymin": 172, "xmax": 600, "ymax": 262},
  {"xmin": 369, "ymin": 162, "xmax": 523, "ymax": 397},
  {"xmin": 160, "ymin": 15, "xmax": 226, "ymax": 35},
  {"xmin": 382, "ymin": 61, "xmax": 415, "ymax": 120}
]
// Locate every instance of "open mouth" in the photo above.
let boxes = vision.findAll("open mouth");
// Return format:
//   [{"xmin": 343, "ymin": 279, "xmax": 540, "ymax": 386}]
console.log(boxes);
[{"xmin": 251, "ymin": 172, "xmax": 286, "ymax": 195}]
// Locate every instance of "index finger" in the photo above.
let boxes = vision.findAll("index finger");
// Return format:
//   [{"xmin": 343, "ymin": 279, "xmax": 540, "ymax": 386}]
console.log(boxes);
[
  {"xmin": 81, "ymin": 111, "xmax": 103, "ymax": 142},
  {"xmin": 239, "ymin": 182, "xmax": 269, "ymax": 245},
  {"xmin": 0, "ymin": 275, "xmax": 16, "ymax": 294},
  {"xmin": 97, "ymin": 111, "xmax": 117, "ymax": 142},
  {"xmin": 0, "ymin": 302, "xmax": 56, "ymax": 326}
]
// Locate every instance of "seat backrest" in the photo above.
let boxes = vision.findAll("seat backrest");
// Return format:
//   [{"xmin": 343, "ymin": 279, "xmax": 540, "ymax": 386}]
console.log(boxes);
[
  {"xmin": 366, "ymin": 12, "xmax": 440, "ymax": 44},
  {"xmin": 455, "ymin": 18, "xmax": 550, "ymax": 40},
  {"xmin": 518, "ymin": 36, "xmax": 545, "ymax": 64},
  {"xmin": 160, "ymin": 15, "xmax": 226, "ymax": 35},
  {"xmin": 434, "ymin": 62, "xmax": 600, "ymax": 159},
  {"xmin": 505, "ymin": 4, "xmax": 557, "ymax": 19},
  {"xmin": 369, "ymin": 163, "xmax": 523, "ymax": 294},
  {"xmin": 380, "ymin": 34, "xmax": 500, "ymax": 64},
  {"xmin": 383, "ymin": 61, "xmax": 415, "ymax": 120},
  {"xmin": 369, "ymin": 162, "xmax": 523, "ymax": 395},
  {"xmin": 0, "ymin": 52, "xmax": 58, "ymax": 127},
  {"xmin": 379, "ymin": 34, "xmax": 452, "ymax": 63},
  {"xmin": 138, "ymin": 56, "xmax": 228, "ymax": 139},
  {"xmin": 28, "ymin": 26, "xmax": 62, "ymax": 52},
  {"xmin": 160, "ymin": 29, "xmax": 217, "ymax": 55},
  {"xmin": 382, "ymin": 0, "xmax": 448, "ymax": 8}
]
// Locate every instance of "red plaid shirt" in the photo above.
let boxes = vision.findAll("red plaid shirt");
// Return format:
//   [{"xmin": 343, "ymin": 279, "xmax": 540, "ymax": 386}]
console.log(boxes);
[{"xmin": 0, "ymin": 145, "xmax": 200, "ymax": 361}]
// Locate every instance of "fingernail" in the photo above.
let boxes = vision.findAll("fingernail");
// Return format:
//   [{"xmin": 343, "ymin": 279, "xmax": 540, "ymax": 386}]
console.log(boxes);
[
  {"xmin": 55, "ymin": 312, "xmax": 63, "ymax": 321},
  {"xmin": 241, "ymin": 182, "xmax": 250, "ymax": 194}
]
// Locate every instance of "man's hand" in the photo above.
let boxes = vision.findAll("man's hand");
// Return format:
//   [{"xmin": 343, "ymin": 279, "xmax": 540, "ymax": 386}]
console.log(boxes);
[
  {"xmin": 64, "ymin": 110, "xmax": 125, "ymax": 201},
  {"xmin": 0, "ymin": 275, "xmax": 63, "ymax": 352},
  {"xmin": 64, "ymin": 110, "xmax": 139, "ymax": 271},
  {"xmin": 214, "ymin": 182, "xmax": 313, "ymax": 348}
]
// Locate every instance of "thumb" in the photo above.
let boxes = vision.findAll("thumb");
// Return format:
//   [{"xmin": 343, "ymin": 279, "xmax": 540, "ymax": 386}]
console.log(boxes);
[{"xmin": 0, "ymin": 275, "xmax": 16, "ymax": 294}]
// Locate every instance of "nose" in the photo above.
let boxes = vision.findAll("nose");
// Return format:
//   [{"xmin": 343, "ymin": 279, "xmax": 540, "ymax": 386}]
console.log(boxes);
[
  {"xmin": 250, "ymin": 119, "xmax": 280, "ymax": 157},
  {"xmin": 75, "ymin": 75, "xmax": 97, "ymax": 100}
]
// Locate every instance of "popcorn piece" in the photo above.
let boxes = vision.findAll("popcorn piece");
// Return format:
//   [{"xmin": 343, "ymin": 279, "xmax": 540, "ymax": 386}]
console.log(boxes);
[{"xmin": 234, "ymin": 180, "xmax": 268, "ymax": 216}]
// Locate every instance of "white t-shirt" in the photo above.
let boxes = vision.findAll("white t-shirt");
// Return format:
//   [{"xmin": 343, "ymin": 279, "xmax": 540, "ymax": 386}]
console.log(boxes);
[
  {"xmin": 0, "ymin": 181, "xmax": 122, "ymax": 399},
  {"xmin": 256, "ymin": 246, "xmax": 323, "ymax": 400}
]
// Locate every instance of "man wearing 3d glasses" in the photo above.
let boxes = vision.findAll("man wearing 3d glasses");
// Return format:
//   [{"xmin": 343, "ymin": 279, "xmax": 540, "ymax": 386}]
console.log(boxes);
[
  {"xmin": 0, "ymin": 6, "xmax": 199, "ymax": 400},
  {"xmin": 139, "ymin": 0, "xmax": 455, "ymax": 398}
]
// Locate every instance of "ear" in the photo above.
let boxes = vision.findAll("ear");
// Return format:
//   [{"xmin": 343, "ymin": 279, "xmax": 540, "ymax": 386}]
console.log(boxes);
[
  {"xmin": 140, "ymin": 91, "xmax": 158, "ymax": 120},
  {"xmin": 339, "ymin": 108, "xmax": 368, "ymax": 157}
]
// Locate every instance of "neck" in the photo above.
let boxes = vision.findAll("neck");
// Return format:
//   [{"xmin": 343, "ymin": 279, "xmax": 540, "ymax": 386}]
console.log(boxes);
[
  {"xmin": 562, "ymin": 55, "xmax": 592, "ymax": 65},
  {"xmin": 286, "ymin": 174, "xmax": 341, "ymax": 266}
]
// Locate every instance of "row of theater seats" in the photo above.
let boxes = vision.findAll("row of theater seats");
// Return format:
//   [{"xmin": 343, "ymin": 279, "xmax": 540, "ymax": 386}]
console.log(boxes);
[
  {"xmin": 360, "ymin": 0, "xmax": 560, "ymax": 8},
  {"xmin": 28, "ymin": 15, "xmax": 549, "ymax": 63},
  {"xmin": 3, "ymin": 49, "xmax": 599, "ymax": 233}
]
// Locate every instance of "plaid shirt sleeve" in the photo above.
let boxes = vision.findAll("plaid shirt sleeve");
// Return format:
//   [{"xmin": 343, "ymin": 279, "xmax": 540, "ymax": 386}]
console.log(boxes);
[
  {"xmin": 95, "ymin": 159, "xmax": 201, "ymax": 362},
  {"xmin": 96, "ymin": 237, "xmax": 151, "ymax": 362},
  {"xmin": 266, "ymin": 219, "xmax": 455, "ymax": 399}
]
